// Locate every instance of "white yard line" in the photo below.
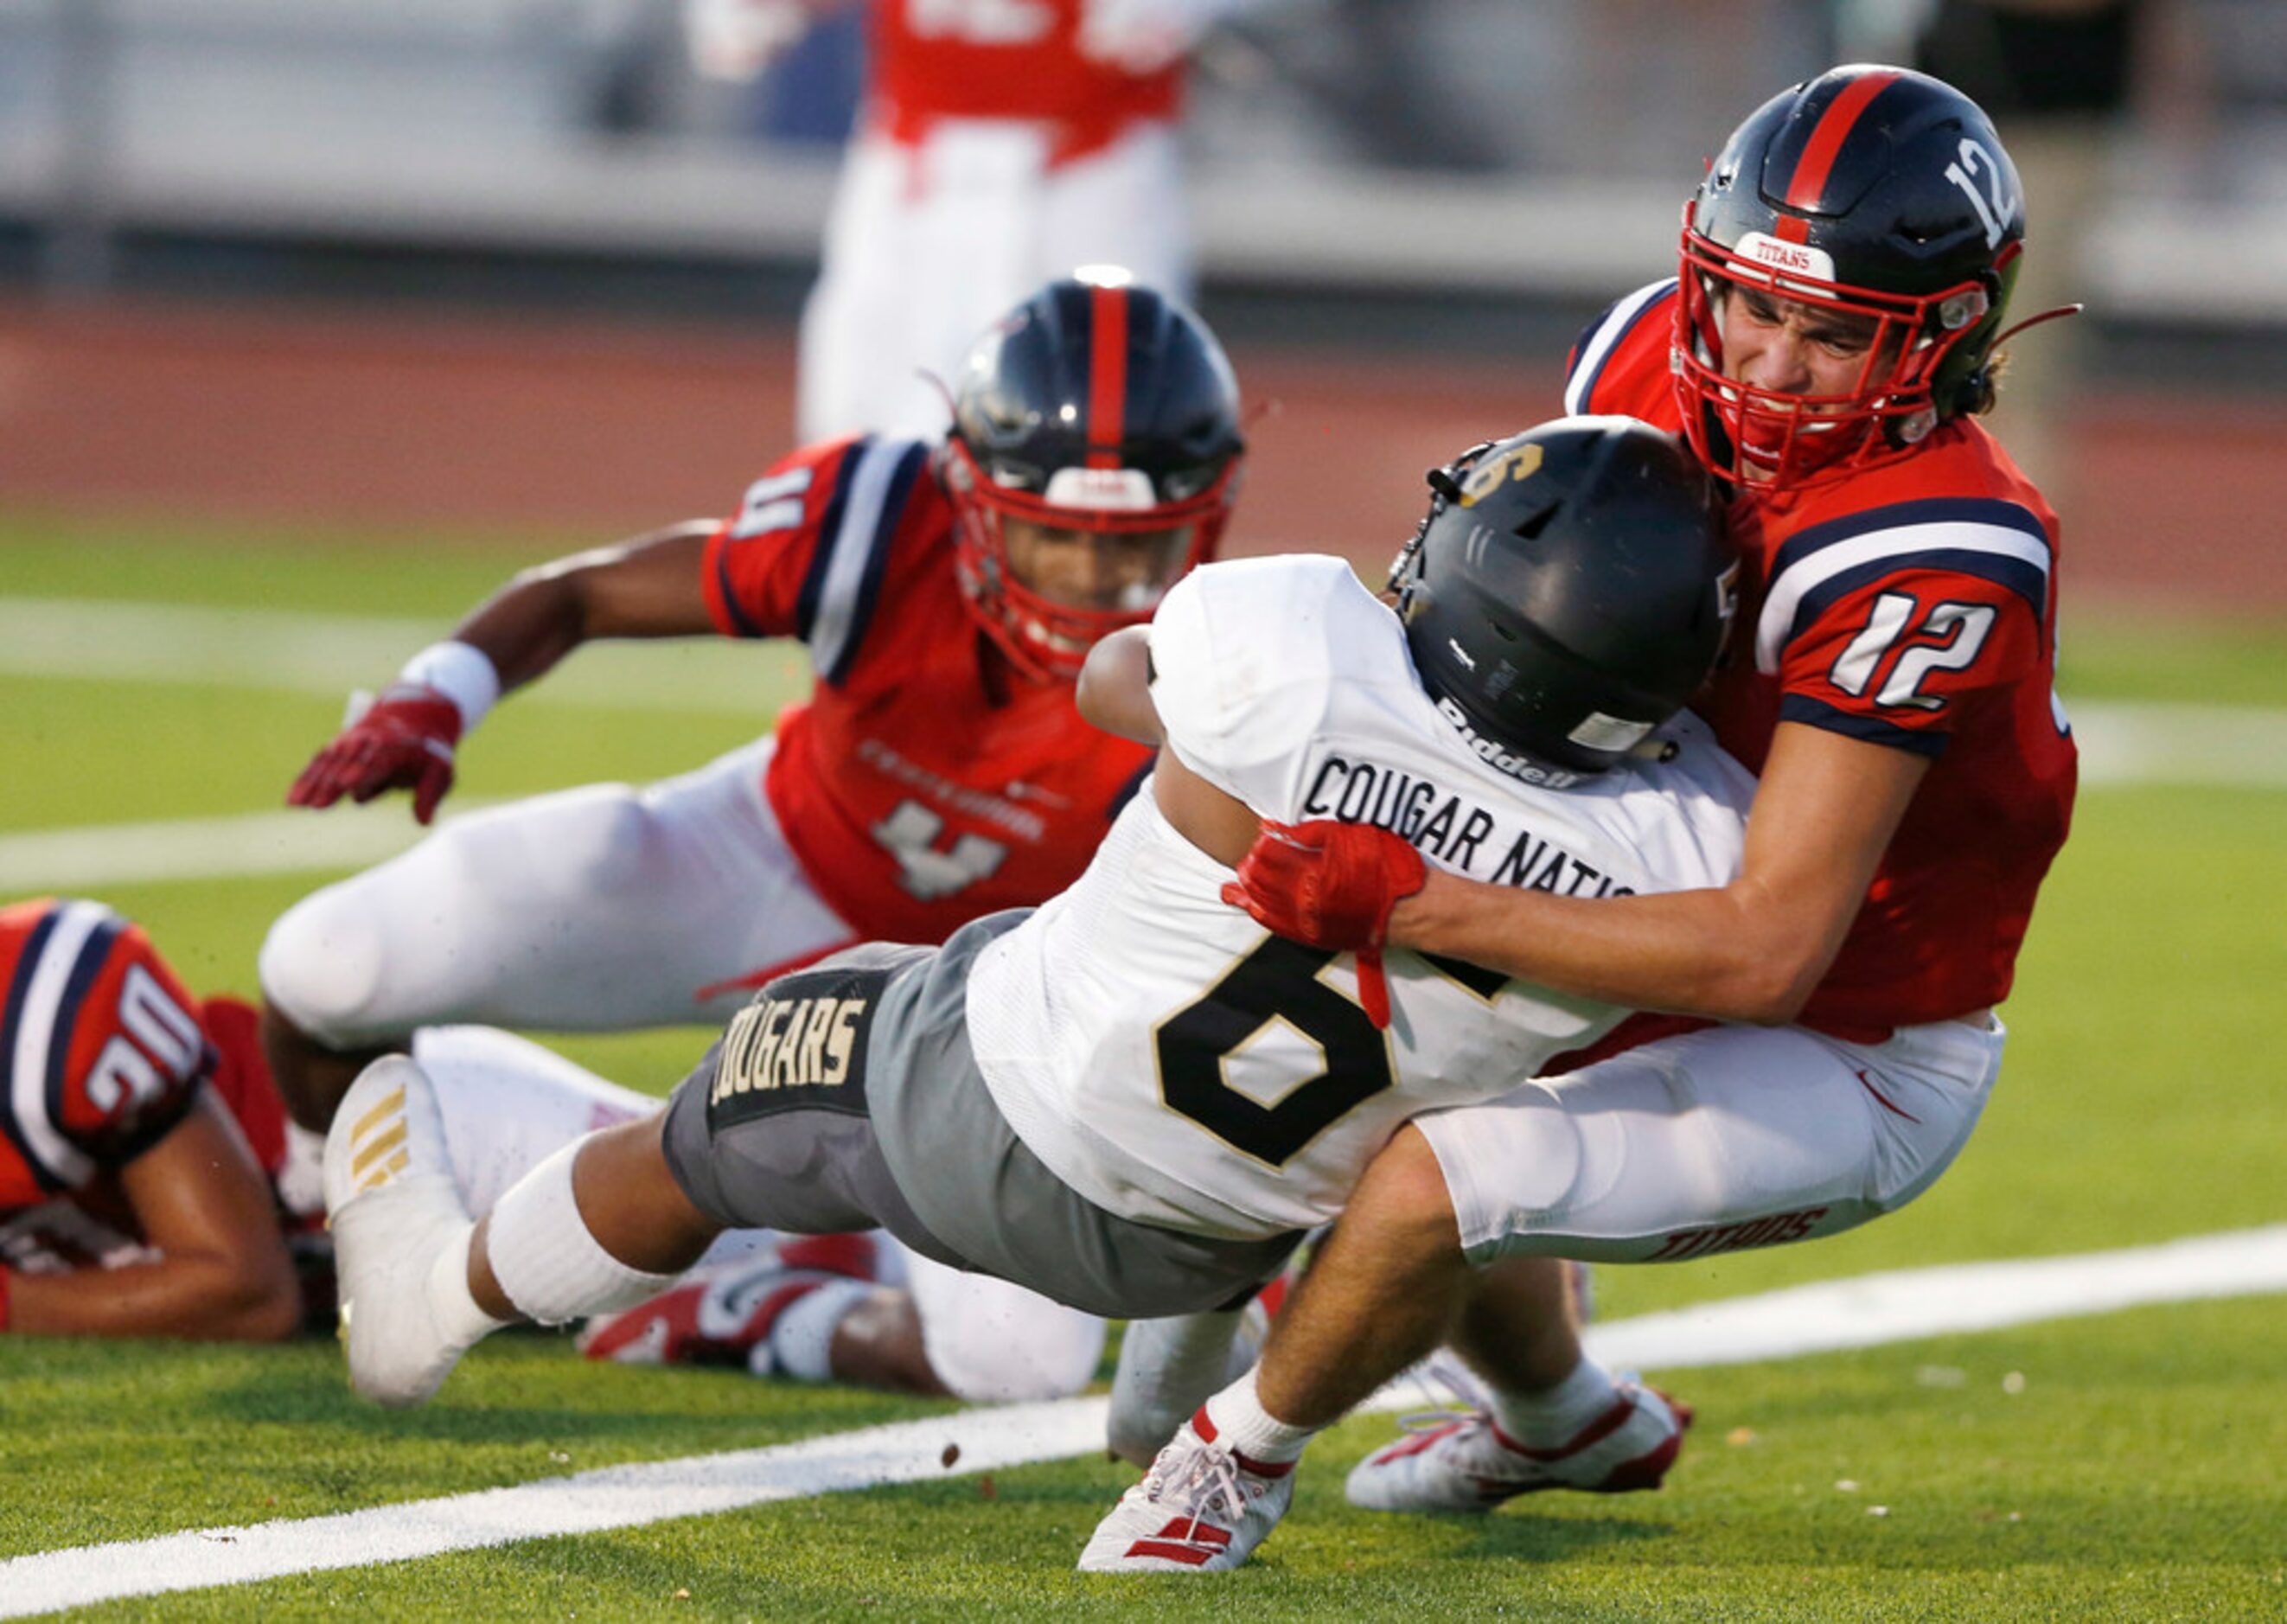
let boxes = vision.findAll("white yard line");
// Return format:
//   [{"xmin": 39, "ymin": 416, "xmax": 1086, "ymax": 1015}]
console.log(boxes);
[
  {"xmin": 0, "ymin": 802, "xmax": 501, "ymax": 892},
  {"xmin": 4, "ymin": 636, "xmax": 2287, "ymax": 896},
  {"xmin": 3, "ymin": 595, "xmax": 2287, "ymax": 787},
  {"xmin": 4, "ymin": 1224, "xmax": 2284, "ymax": 1617},
  {"xmin": 0, "ymin": 597, "xmax": 792, "ymax": 716}
]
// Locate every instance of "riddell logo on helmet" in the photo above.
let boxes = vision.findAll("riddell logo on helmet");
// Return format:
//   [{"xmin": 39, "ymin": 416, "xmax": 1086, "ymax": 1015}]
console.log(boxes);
[
  {"xmin": 1734, "ymin": 232, "xmax": 1836, "ymax": 284},
  {"xmin": 1433, "ymin": 696, "xmax": 1584, "ymax": 789}
]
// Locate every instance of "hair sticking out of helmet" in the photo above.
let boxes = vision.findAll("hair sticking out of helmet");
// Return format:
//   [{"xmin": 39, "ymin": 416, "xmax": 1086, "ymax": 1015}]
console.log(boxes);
[
  {"xmin": 1673, "ymin": 64, "xmax": 2028, "ymax": 495},
  {"xmin": 1389, "ymin": 417, "xmax": 1737, "ymax": 783},
  {"xmin": 943, "ymin": 276, "xmax": 1245, "ymax": 681}
]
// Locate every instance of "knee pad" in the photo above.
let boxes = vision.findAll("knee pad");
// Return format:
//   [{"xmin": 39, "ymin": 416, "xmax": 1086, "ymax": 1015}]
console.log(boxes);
[{"xmin": 259, "ymin": 885, "xmax": 393, "ymax": 1047}]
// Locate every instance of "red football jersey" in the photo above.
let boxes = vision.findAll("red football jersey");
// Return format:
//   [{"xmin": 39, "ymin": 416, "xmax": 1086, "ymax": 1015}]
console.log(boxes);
[
  {"xmin": 1564, "ymin": 281, "xmax": 2078, "ymax": 1038},
  {"xmin": 702, "ymin": 435, "xmax": 1157, "ymax": 947},
  {"xmin": 870, "ymin": 0, "xmax": 1182, "ymax": 163},
  {"xmin": 200, "ymin": 993, "xmax": 290, "ymax": 1185},
  {"xmin": 0, "ymin": 898, "xmax": 213, "ymax": 1215}
]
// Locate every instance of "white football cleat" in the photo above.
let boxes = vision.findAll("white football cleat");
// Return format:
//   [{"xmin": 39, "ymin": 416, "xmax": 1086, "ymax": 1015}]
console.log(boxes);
[
  {"xmin": 1077, "ymin": 1408, "xmax": 1297, "ymax": 1573},
  {"xmin": 324, "ymin": 1056, "xmax": 483, "ymax": 1408},
  {"xmin": 1345, "ymin": 1376, "xmax": 1691, "ymax": 1513}
]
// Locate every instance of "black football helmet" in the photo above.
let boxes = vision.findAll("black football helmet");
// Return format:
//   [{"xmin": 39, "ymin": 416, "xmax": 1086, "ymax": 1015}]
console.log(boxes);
[
  {"xmin": 942, "ymin": 272, "xmax": 1245, "ymax": 680},
  {"xmin": 1389, "ymin": 418, "xmax": 1737, "ymax": 784},
  {"xmin": 1675, "ymin": 64, "xmax": 2027, "ymax": 491}
]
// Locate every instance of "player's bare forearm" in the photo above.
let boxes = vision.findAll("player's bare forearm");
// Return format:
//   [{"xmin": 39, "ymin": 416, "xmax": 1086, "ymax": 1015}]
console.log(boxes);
[
  {"xmin": 10, "ymin": 1096, "xmax": 307, "ymax": 1341},
  {"xmin": 1388, "ymin": 724, "xmax": 1927, "ymax": 1023},
  {"xmin": 8, "ymin": 1246, "xmax": 301, "ymax": 1340},
  {"xmin": 1076, "ymin": 626, "xmax": 1162, "ymax": 745},
  {"xmin": 455, "ymin": 523, "xmax": 719, "ymax": 694},
  {"xmin": 1390, "ymin": 871, "xmax": 1805, "ymax": 1020}
]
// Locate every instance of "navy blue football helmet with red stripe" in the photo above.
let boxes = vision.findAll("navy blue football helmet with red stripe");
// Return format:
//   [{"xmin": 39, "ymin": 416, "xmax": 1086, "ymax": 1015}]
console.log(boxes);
[
  {"xmin": 942, "ymin": 272, "xmax": 1245, "ymax": 680},
  {"xmin": 1675, "ymin": 65, "xmax": 2028, "ymax": 491}
]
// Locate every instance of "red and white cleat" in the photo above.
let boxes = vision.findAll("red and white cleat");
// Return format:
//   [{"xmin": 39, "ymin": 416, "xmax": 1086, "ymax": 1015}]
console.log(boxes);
[
  {"xmin": 576, "ymin": 1233, "xmax": 878, "ymax": 1371},
  {"xmin": 1077, "ymin": 1408, "xmax": 1297, "ymax": 1573},
  {"xmin": 1345, "ymin": 1377, "xmax": 1692, "ymax": 1513}
]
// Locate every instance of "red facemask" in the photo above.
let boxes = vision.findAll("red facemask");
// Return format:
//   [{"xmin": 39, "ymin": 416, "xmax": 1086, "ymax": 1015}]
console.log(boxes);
[
  {"xmin": 1673, "ymin": 212, "xmax": 2015, "ymax": 496},
  {"xmin": 941, "ymin": 438, "xmax": 1239, "ymax": 681}
]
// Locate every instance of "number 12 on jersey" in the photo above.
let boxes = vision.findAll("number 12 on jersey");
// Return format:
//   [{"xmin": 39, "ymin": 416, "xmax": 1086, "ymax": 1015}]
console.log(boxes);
[{"xmin": 1829, "ymin": 590, "xmax": 1996, "ymax": 712}]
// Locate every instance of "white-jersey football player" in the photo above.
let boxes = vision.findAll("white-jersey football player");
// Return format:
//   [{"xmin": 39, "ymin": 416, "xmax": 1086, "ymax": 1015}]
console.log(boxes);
[{"xmin": 313, "ymin": 423, "xmax": 1753, "ymax": 1574}]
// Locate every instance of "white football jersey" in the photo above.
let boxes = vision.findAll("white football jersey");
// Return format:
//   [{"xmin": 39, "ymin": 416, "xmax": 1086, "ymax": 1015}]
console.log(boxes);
[{"xmin": 965, "ymin": 555, "xmax": 1755, "ymax": 1239}]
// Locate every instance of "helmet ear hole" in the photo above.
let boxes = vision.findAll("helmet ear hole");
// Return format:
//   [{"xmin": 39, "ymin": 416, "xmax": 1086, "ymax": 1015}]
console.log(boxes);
[{"xmin": 1957, "ymin": 368, "xmax": 1996, "ymax": 417}]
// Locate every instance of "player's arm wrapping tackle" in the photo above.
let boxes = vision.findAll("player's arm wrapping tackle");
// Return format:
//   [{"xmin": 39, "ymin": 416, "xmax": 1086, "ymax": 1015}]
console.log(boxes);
[{"xmin": 1221, "ymin": 822, "xmax": 1424, "ymax": 1028}]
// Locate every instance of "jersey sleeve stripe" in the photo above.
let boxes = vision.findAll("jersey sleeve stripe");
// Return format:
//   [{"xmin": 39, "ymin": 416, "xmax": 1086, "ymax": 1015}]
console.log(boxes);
[
  {"xmin": 793, "ymin": 438, "xmax": 869, "ymax": 643},
  {"xmin": 4, "ymin": 901, "xmax": 112, "ymax": 1191},
  {"xmin": 811, "ymin": 438, "xmax": 930, "ymax": 687},
  {"xmin": 1756, "ymin": 508, "xmax": 2053, "ymax": 675},
  {"xmin": 711, "ymin": 539, "xmax": 767, "ymax": 638},
  {"xmin": 1779, "ymin": 692, "xmax": 1950, "ymax": 757},
  {"xmin": 1562, "ymin": 279, "xmax": 1676, "ymax": 417},
  {"xmin": 1767, "ymin": 496, "xmax": 2050, "ymax": 584},
  {"xmin": 44, "ymin": 911, "xmax": 125, "ymax": 1157},
  {"xmin": 0, "ymin": 905, "xmax": 62, "ymax": 1192}
]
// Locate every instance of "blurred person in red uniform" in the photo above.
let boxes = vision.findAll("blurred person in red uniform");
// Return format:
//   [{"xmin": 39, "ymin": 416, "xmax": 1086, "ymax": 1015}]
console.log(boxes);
[
  {"xmin": 1081, "ymin": 65, "xmax": 2080, "ymax": 1572},
  {"xmin": 0, "ymin": 898, "xmax": 702, "ymax": 1344},
  {"xmin": 688, "ymin": 0, "xmax": 1265, "ymax": 441},
  {"xmin": 258, "ymin": 274, "xmax": 1244, "ymax": 1402}
]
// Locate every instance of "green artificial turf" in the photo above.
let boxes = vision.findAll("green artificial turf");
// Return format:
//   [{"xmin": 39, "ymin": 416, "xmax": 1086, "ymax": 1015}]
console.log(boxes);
[{"xmin": 3, "ymin": 512, "xmax": 2284, "ymax": 1618}]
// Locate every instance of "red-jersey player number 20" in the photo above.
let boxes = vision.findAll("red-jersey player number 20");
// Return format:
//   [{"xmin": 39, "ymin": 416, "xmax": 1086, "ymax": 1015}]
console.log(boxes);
[{"xmin": 86, "ymin": 964, "xmax": 204, "ymax": 1115}]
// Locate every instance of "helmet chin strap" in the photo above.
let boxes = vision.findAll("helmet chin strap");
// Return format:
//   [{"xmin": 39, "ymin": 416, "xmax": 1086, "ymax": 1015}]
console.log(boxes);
[{"xmin": 1990, "ymin": 303, "xmax": 2086, "ymax": 350}]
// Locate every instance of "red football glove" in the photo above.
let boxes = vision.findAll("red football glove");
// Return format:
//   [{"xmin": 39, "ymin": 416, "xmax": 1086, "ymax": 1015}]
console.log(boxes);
[
  {"xmin": 286, "ymin": 683, "xmax": 463, "ymax": 825},
  {"xmin": 1220, "ymin": 820, "xmax": 1428, "ymax": 1030}
]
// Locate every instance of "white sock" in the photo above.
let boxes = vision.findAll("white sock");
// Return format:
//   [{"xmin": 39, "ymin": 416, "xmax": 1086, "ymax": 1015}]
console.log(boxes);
[
  {"xmin": 1201, "ymin": 1366, "xmax": 1318, "ymax": 1465},
  {"xmin": 484, "ymin": 1141, "xmax": 680, "ymax": 1326},
  {"xmin": 1487, "ymin": 1355, "xmax": 1620, "ymax": 1449},
  {"xmin": 425, "ymin": 1221, "xmax": 510, "ymax": 1347},
  {"xmin": 761, "ymin": 1277, "xmax": 873, "ymax": 1382}
]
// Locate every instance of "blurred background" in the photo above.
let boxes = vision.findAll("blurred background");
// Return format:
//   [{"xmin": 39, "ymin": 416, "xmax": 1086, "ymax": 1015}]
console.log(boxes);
[{"xmin": 2, "ymin": 0, "xmax": 2284, "ymax": 606}]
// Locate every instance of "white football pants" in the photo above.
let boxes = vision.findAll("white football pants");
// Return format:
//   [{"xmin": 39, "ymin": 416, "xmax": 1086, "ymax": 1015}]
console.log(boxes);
[
  {"xmin": 260, "ymin": 739, "xmax": 857, "ymax": 1046},
  {"xmin": 1415, "ymin": 1014, "xmax": 2005, "ymax": 1265},
  {"xmin": 798, "ymin": 118, "xmax": 1191, "ymax": 444}
]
